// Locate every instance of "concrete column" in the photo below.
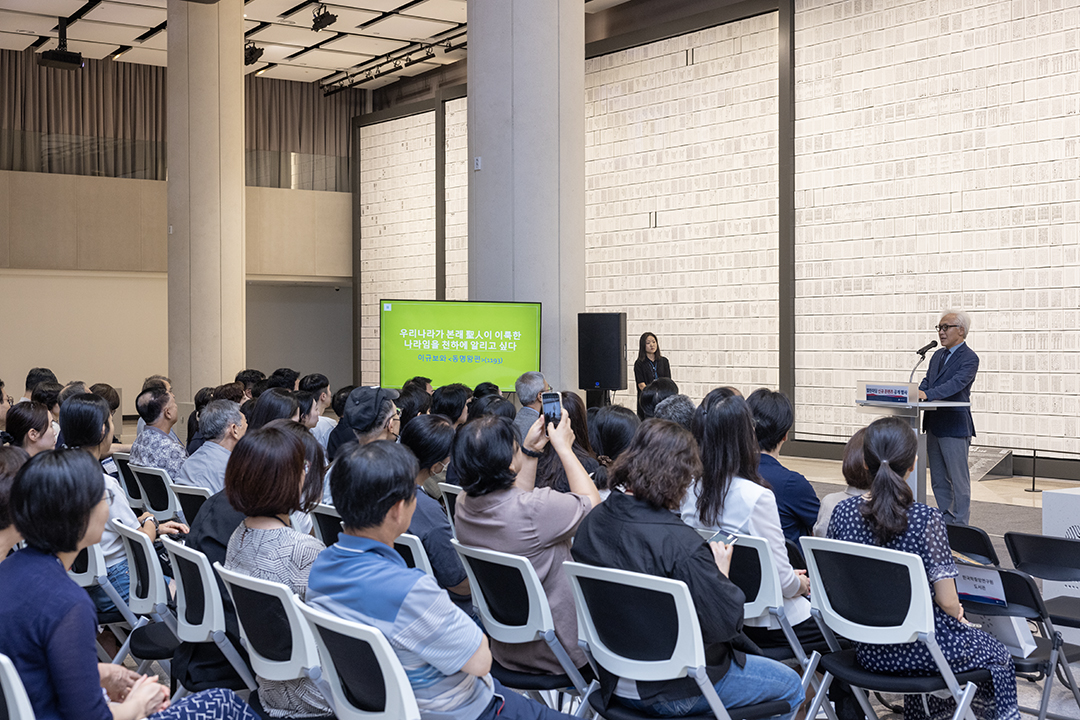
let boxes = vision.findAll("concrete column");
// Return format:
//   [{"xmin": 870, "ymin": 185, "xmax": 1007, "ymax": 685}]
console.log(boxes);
[
  {"xmin": 467, "ymin": 0, "xmax": 585, "ymax": 391},
  {"xmin": 167, "ymin": 0, "xmax": 246, "ymax": 402}
]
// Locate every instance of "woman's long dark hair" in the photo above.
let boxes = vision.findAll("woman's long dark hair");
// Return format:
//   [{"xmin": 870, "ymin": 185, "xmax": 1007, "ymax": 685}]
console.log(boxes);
[
  {"xmin": 248, "ymin": 387, "xmax": 300, "ymax": 430},
  {"xmin": 691, "ymin": 388, "xmax": 764, "ymax": 527},
  {"xmin": 636, "ymin": 332, "xmax": 662, "ymax": 363},
  {"xmin": 860, "ymin": 417, "xmax": 918, "ymax": 544},
  {"xmin": 2, "ymin": 402, "xmax": 50, "ymax": 449}
]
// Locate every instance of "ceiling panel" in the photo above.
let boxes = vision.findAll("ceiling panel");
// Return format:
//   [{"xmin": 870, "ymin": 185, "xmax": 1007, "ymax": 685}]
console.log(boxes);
[
  {"xmin": 258, "ymin": 63, "xmax": 336, "ymax": 82},
  {"xmin": 341, "ymin": 0, "xmax": 405, "ymax": 11},
  {"xmin": 363, "ymin": 13, "xmax": 455, "ymax": 40},
  {"xmin": 248, "ymin": 22, "xmax": 336, "ymax": 46},
  {"xmin": 84, "ymin": 1, "xmax": 166, "ymax": 27},
  {"xmin": 137, "ymin": 28, "xmax": 166, "ymax": 49},
  {"xmin": 242, "ymin": 0, "xmax": 307, "ymax": 22},
  {"xmin": 407, "ymin": 0, "xmax": 466, "ymax": 24},
  {"xmin": 2, "ymin": 0, "xmax": 83, "ymax": 16},
  {"xmin": 116, "ymin": 45, "xmax": 166, "ymax": 66},
  {"xmin": 0, "ymin": 10, "xmax": 58, "ymax": 35},
  {"xmin": 0, "ymin": 29, "xmax": 35, "ymax": 51},
  {"xmin": 67, "ymin": 19, "xmax": 146, "ymax": 45},
  {"xmin": 122, "ymin": 0, "xmax": 166, "ymax": 6},
  {"xmin": 38, "ymin": 37, "xmax": 115, "ymax": 60},
  {"xmin": 290, "ymin": 47, "xmax": 370, "ymax": 68},
  {"xmin": 322, "ymin": 32, "xmax": 406, "ymax": 56}
]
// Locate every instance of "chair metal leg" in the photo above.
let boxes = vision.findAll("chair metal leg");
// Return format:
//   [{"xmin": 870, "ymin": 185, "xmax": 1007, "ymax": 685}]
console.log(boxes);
[
  {"xmin": 945, "ymin": 682, "xmax": 979, "ymax": 720},
  {"xmin": 690, "ymin": 666, "xmax": 733, "ymax": 720},
  {"xmin": 211, "ymin": 630, "xmax": 257, "ymax": 691},
  {"xmin": 543, "ymin": 631, "xmax": 590, "ymax": 696},
  {"xmin": 574, "ymin": 680, "xmax": 599, "ymax": 718},
  {"xmin": 305, "ymin": 665, "xmax": 337, "ymax": 717},
  {"xmin": 112, "ymin": 617, "xmax": 149, "ymax": 666}
]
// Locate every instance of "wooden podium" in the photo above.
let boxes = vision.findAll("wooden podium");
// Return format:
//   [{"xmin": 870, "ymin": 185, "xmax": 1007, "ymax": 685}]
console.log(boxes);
[{"xmin": 855, "ymin": 381, "xmax": 971, "ymax": 504}]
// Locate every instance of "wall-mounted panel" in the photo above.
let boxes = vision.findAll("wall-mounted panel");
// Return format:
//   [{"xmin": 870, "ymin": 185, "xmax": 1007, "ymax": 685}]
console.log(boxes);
[
  {"xmin": 794, "ymin": 0, "xmax": 1080, "ymax": 454},
  {"xmin": 445, "ymin": 96, "xmax": 469, "ymax": 301},
  {"xmin": 358, "ymin": 111, "xmax": 437, "ymax": 384},
  {"xmin": 583, "ymin": 12, "xmax": 781, "ymax": 404}
]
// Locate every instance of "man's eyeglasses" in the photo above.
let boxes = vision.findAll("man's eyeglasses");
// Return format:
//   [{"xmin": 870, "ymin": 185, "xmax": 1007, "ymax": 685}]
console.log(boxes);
[
  {"xmin": 935, "ymin": 324, "xmax": 960, "ymax": 332},
  {"xmin": 104, "ymin": 489, "xmax": 115, "ymax": 506}
]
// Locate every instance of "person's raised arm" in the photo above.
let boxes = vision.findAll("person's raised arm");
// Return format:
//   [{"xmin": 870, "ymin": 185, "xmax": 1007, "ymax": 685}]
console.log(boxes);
[
  {"xmin": 547, "ymin": 412, "xmax": 601, "ymax": 507},
  {"xmin": 513, "ymin": 415, "xmax": 548, "ymax": 492},
  {"xmin": 460, "ymin": 634, "xmax": 492, "ymax": 677}
]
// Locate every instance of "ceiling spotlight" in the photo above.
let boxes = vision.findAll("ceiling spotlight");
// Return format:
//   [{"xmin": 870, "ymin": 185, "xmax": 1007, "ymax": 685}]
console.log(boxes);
[
  {"xmin": 312, "ymin": 4, "xmax": 337, "ymax": 32},
  {"xmin": 244, "ymin": 40, "xmax": 264, "ymax": 66}
]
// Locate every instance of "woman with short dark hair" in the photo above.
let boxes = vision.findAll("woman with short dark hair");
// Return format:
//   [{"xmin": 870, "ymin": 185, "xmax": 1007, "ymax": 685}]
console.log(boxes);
[
  {"xmin": 224, "ymin": 425, "xmax": 331, "ymax": 720},
  {"xmin": 827, "ymin": 417, "xmax": 1019, "ymax": 720},
  {"xmin": 572, "ymin": 419, "xmax": 803, "ymax": 719},
  {"xmin": 813, "ymin": 427, "xmax": 871, "ymax": 537},
  {"xmin": 453, "ymin": 412, "xmax": 600, "ymax": 678},
  {"xmin": 0, "ymin": 449, "xmax": 258, "ymax": 720},
  {"xmin": 1, "ymin": 401, "xmax": 56, "ymax": 456}
]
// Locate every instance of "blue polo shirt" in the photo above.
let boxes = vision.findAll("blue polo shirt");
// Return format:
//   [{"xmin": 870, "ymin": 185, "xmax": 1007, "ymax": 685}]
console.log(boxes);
[{"xmin": 306, "ymin": 534, "xmax": 493, "ymax": 720}]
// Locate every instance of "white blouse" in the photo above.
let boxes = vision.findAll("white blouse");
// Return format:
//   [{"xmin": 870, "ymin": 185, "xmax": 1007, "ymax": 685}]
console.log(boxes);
[{"xmin": 678, "ymin": 476, "xmax": 811, "ymax": 629}]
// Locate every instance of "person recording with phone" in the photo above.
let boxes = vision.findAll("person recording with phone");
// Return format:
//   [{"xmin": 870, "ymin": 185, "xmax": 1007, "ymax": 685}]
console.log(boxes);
[{"xmin": 453, "ymin": 393, "xmax": 600, "ymax": 679}]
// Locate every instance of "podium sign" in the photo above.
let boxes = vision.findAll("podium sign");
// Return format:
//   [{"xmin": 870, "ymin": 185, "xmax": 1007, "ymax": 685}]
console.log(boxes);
[{"xmin": 856, "ymin": 381, "xmax": 920, "ymax": 418}]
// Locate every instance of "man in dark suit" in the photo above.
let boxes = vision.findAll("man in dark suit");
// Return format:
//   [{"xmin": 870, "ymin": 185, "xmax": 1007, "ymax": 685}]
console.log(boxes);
[{"xmin": 918, "ymin": 311, "xmax": 979, "ymax": 525}]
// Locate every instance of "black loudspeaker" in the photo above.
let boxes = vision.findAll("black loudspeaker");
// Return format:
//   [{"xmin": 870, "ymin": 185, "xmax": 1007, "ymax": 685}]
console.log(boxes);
[{"xmin": 578, "ymin": 313, "xmax": 627, "ymax": 392}]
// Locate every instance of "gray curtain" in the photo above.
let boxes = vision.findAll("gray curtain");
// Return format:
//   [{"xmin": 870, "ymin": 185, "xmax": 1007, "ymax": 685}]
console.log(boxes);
[
  {"xmin": 0, "ymin": 47, "xmax": 365, "ymax": 189},
  {"xmin": 0, "ymin": 48, "xmax": 166, "ymax": 178}
]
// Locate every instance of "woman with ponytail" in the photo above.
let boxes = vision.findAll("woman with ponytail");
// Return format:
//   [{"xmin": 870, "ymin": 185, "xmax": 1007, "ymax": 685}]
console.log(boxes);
[
  {"xmin": 1, "ymin": 402, "xmax": 56, "ymax": 457},
  {"xmin": 827, "ymin": 416, "xmax": 1018, "ymax": 720}
]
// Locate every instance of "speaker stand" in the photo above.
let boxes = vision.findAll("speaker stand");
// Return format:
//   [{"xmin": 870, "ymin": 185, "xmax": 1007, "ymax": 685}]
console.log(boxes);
[{"xmin": 585, "ymin": 389, "xmax": 611, "ymax": 409}]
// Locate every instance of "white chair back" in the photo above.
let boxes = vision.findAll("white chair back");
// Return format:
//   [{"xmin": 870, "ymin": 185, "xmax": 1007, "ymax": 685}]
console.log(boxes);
[
  {"xmin": 394, "ymin": 533, "xmax": 434, "ymax": 577},
  {"xmin": 160, "ymin": 536, "xmax": 227, "ymax": 643},
  {"xmin": 0, "ymin": 653, "xmax": 35, "ymax": 720},
  {"xmin": 128, "ymin": 465, "xmax": 182, "ymax": 523},
  {"xmin": 110, "ymin": 519, "xmax": 170, "ymax": 618},
  {"xmin": 295, "ymin": 598, "xmax": 420, "ymax": 720},
  {"xmin": 111, "ymin": 452, "xmax": 144, "ymax": 510},
  {"xmin": 311, "ymin": 504, "xmax": 343, "ymax": 546},
  {"xmin": 800, "ymin": 537, "xmax": 935, "ymax": 645},
  {"xmin": 213, "ymin": 564, "xmax": 322, "ymax": 682},
  {"xmin": 437, "ymin": 482, "xmax": 462, "ymax": 538},
  {"xmin": 170, "ymin": 484, "xmax": 211, "ymax": 525}
]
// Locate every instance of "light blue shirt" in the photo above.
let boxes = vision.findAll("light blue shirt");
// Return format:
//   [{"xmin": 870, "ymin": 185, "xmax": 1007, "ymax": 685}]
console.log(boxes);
[{"xmin": 176, "ymin": 440, "xmax": 231, "ymax": 495}]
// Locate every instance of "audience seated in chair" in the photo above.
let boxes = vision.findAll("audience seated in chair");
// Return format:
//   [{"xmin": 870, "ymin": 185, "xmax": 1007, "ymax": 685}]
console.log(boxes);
[
  {"xmin": 176, "ymin": 400, "xmax": 247, "ymax": 495},
  {"xmin": 223, "ymin": 423, "xmax": 332, "ymax": 719},
  {"xmin": 247, "ymin": 387, "xmax": 300, "ymax": 431},
  {"xmin": 534, "ymin": 391, "xmax": 601, "ymax": 495},
  {"xmin": 814, "ymin": 427, "xmax": 870, "ymax": 538},
  {"xmin": 323, "ymin": 386, "xmax": 400, "ymax": 500},
  {"xmin": 453, "ymin": 412, "xmax": 599, "ymax": 678},
  {"xmin": 571, "ymin": 418, "xmax": 805, "ymax": 719},
  {"xmin": 398, "ymin": 413, "xmax": 477, "ymax": 620},
  {"xmin": 299, "ymin": 373, "xmax": 337, "ymax": 450},
  {"xmin": 826, "ymin": 416, "xmax": 1019, "ymax": 720},
  {"xmin": 0, "ymin": 448, "xmax": 258, "ymax": 720},
  {"xmin": 306, "ymin": 439, "xmax": 577, "ymax": 720},
  {"xmin": 747, "ymin": 388, "xmax": 820, "ymax": 545},
  {"xmin": 0, "ymin": 446, "xmax": 29, "ymax": 560},
  {"xmin": 1, "ymin": 401, "xmax": 56, "ymax": 458},
  {"xmin": 323, "ymin": 384, "xmax": 355, "ymax": 461},
  {"xmin": 130, "ymin": 384, "xmax": 188, "ymax": 479},
  {"xmin": 62, "ymin": 394, "xmax": 187, "ymax": 613},
  {"xmin": 512, "ymin": 371, "xmax": 548, "ymax": 442},
  {"xmin": 185, "ymin": 387, "xmax": 214, "ymax": 456}
]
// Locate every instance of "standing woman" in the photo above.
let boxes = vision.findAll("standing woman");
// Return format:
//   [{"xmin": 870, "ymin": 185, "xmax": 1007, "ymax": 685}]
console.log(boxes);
[{"xmin": 634, "ymin": 332, "xmax": 671, "ymax": 420}]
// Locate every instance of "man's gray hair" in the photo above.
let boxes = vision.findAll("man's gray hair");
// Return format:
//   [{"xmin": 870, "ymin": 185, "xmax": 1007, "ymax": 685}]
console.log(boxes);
[
  {"xmin": 200, "ymin": 399, "xmax": 243, "ymax": 441},
  {"xmin": 941, "ymin": 309, "xmax": 971, "ymax": 335},
  {"xmin": 654, "ymin": 394, "xmax": 696, "ymax": 432},
  {"xmin": 515, "ymin": 372, "xmax": 546, "ymax": 403}
]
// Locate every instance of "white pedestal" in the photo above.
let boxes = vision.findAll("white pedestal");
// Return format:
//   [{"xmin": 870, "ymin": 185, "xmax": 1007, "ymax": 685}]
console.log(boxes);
[{"xmin": 1042, "ymin": 486, "xmax": 1080, "ymax": 645}]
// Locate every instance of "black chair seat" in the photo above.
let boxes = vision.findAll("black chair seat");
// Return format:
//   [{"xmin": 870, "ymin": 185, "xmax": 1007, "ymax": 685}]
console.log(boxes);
[
  {"xmin": 757, "ymin": 638, "xmax": 833, "ymax": 663},
  {"xmin": 588, "ymin": 690, "xmax": 791, "ymax": 720},
  {"xmin": 129, "ymin": 622, "xmax": 180, "ymax": 660},
  {"xmin": 1044, "ymin": 596, "xmax": 1080, "ymax": 629},
  {"xmin": 490, "ymin": 660, "xmax": 579, "ymax": 691},
  {"xmin": 1008, "ymin": 636, "xmax": 1080, "ymax": 674},
  {"xmin": 820, "ymin": 649, "xmax": 991, "ymax": 694},
  {"xmin": 97, "ymin": 609, "xmax": 126, "ymax": 626}
]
